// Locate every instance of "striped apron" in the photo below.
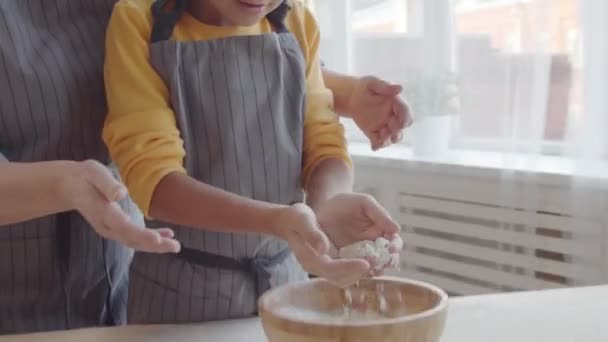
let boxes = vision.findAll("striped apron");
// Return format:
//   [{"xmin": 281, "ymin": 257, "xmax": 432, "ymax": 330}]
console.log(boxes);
[
  {"xmin": 127, "ymin": 0, "xmax": 308, "ymax": 323},
  {"xmin": 0, "ymin": 0, "xmax": 137, "ymax": 334}
]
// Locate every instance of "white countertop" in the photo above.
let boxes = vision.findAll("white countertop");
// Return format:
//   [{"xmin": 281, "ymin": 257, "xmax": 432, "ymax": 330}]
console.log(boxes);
[{"xmin": 2, "ymin": 285, "xmax": 606, "ymax": 342}]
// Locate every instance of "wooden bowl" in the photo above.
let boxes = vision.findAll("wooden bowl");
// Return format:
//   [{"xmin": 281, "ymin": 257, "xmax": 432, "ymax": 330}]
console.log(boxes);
[{"xmin": 258, "ymin": 277, "xmax": 448, "ymax": 342}]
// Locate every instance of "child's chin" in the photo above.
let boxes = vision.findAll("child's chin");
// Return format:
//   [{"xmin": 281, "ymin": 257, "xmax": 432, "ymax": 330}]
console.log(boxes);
[{"xmin": 234, "ymin": 15, "xmax": 266, "ymax": 26}]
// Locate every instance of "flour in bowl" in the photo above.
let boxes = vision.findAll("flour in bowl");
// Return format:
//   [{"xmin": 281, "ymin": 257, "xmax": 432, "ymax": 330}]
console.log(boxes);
[{"xmin": 275, "ymin": 306, "xmax": 388, "ymax": 322}]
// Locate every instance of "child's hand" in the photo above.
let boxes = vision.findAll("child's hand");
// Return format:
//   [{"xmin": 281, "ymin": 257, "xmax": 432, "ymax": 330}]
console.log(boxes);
[
  {"xmin": 273, "ymin": 203, "xmax": 371, "ymax": 287},
  {"xmin": 346, "ymin": 76, "xmax": 412, "ymax": 151},
  {"xmin": 60, "ymin": 160, "xmax": 181, "ymax": 254},
  {"xmin": 314, "ymin": 193, "xmax": 402, "ymax": 274}
]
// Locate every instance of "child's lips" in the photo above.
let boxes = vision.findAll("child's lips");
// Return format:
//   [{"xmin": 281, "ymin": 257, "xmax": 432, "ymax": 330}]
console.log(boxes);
[
  {"xmin": 239, "ymin": 0, "xmax": 266, "ymax": 8},
  {"xmin": 239, "ymin": 0, "xmax": 266, "ymax": 5},
  {"xmin": 238, "ymin": 0, "xmax": 266, "ymax": 10}
]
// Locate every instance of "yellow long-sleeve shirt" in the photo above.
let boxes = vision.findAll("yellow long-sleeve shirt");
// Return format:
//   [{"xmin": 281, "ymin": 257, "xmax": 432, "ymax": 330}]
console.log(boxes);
[{"xmin": 103, "ymin": 0, "xmax": 350, "ymax": 216}]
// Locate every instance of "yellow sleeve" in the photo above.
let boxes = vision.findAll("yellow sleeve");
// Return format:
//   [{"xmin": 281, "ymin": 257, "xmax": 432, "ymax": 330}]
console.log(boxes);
[
  {"xmin": 103, "ymin": 1, "xmax": 186, "ymax": 216},
  {"xmin": 296, "ymin": 4, "xmax": 352, "ymax": 186}
]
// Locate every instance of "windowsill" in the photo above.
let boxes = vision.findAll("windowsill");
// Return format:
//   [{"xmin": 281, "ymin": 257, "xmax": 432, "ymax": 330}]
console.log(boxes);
[
  {"xmin": 454, "ymin": 0, "xmax": 533, "ymax": 13},
  {"xmin": 349, "ymin": 143, "xmax": 608, "ymax": 185}
]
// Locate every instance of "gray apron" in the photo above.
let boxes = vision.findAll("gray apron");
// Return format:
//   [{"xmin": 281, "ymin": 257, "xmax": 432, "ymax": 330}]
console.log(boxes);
[
  {"xmin": 0, "ymin": 0, "xmax": 136, "ymax": 334},
  {"xmin": 127, "ymin": 0, "xmax": 308, "ymax": 324}
]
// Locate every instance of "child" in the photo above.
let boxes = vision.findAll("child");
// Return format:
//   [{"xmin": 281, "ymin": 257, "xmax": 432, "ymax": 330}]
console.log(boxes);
[{"xmin": 103, "ymin": 0, "xmax": 400, "ymax": 323}]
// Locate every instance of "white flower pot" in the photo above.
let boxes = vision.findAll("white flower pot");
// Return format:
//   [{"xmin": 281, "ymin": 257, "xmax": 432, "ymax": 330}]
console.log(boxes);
[{"xmin": 412, "ymin": 115, "xmax": 452, "ymax": 157}]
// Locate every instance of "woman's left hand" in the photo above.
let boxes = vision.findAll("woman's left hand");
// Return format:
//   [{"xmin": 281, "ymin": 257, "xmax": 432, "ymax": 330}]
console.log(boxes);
[{"xmin": 346, "ymin": 76, "xmax": 413, "ymax": 151}]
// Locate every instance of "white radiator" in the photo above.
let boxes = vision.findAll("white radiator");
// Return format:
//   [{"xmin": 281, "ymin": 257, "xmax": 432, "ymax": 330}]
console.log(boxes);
[{"xmin": 353, "ymin": 151, "xmax": 608, "ymax": 296}]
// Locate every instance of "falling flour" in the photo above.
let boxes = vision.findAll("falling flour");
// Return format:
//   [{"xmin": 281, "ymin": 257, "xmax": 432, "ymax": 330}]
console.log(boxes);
[
  {"xmin": 335, "ymin": 238, "xmax": 396, "ymax": 321},
  {"xmin": 275, "ymin": 280, "xmax": 409, "ymax": 323},
  {"xmin": 277, "ymin": 238, "xmax": 401, "ymax": 323}
]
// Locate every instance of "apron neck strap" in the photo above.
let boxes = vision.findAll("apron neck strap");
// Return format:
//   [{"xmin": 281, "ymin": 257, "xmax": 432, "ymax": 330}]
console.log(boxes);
[
  {"xmin": 266, "ymin": 1, "xmax": 291, "ymax": 33},
  {"xmin": 151, "ymin": 0, "xmax": 188, "ymax": 43},
  {"xmin": 150, "ymin": 0, "xmax": 292, "ymax": 43}
]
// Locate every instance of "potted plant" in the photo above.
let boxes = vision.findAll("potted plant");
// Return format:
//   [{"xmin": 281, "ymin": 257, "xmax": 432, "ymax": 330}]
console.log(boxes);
[{"xmin": 404, "ymin": 71, "xmax": 460, "ymax": 157}]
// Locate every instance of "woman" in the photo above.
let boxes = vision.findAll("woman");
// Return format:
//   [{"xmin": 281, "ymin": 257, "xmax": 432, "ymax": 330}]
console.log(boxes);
[{"xmin": 0, "ymin": 0, "xmax": 408, "ymax": 334}]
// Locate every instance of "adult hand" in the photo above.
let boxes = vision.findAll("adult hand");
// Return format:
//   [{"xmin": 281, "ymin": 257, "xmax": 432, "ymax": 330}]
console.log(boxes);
[
  {"xmin": 60, "ymin": 160, "xmax": 181, "ymax": 253},
  {"xmin": 346, "ymin": 76, "xmax": 412, "ymax": 151}
]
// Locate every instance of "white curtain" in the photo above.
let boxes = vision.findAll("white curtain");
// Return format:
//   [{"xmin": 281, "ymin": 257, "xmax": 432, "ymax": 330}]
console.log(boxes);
[
  {"xmin": 312, "ymin": 0, "xmax": 608, "ymax": 292},
  {"xmin": 312, "ymin": 0, "xmax": 608, "ymax": 159}
]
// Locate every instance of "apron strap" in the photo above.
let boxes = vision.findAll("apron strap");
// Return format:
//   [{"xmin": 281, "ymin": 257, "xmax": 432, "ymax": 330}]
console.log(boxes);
[
  {"xmin": 55, "ymin": 211, "xmax": 118, "ymax": 327},
  {"xmin": 150, "ymin": 0, "xmax": 291, "ymax": 42},
  {"xmin": 175, "ymin": 246, "xmax": 292, "ymax": 297},
  {"xmin": 266, "ymin": 1, "xmax": 291, "ymax": 33},
  {"xmin": 245, "ymin": 247, "xmax": 292, "ymax": 297},
  {"xmin": 151, "ymin": 0, "xmax": 188, "ymax": 43},
  {"xmin": 56, "ymin": 212, "xmax": 72, "ymax": 328},
  {"xmin": 177, "ymin": 247, "xmax": 245, "ymax": 270}
]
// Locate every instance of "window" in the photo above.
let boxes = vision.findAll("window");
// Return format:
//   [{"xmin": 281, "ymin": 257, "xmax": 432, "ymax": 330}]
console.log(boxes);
[
  {"xmin": 452, "ymin": 0, "xmax": 581, "ymax": 150},
  {"xmin": 314, "ymin": 0, "xmax": 586, "ymax": 155}
]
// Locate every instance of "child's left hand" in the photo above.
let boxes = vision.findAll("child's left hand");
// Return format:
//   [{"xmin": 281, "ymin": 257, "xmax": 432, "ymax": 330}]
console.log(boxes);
[
  {"xmin": 314, "ymin": 193, "xmax": 403, "ymax": 275},
  {"xmin": 346, "ymin": 76, "xmax": 413, "ymax": 151}
]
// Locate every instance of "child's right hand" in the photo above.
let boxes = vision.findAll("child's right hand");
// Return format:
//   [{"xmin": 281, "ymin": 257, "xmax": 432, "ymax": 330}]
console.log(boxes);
[
  {"xmin": 59, "ymin": 160, "xmax": 181, "ymax": 254},
  {"xmin": 273, "ymin": 203, "xmax": 371, "ymax": 288}
]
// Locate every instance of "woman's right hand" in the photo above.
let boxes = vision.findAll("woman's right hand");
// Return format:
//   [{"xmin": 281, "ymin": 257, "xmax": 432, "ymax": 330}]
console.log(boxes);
[
  {"xmin": 59, "ymin": 160, "xmax": 181, "ymax": 254},
  {"xmin": 273, "ymin": 203, "xmax": 371, "ymax": 288}
]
